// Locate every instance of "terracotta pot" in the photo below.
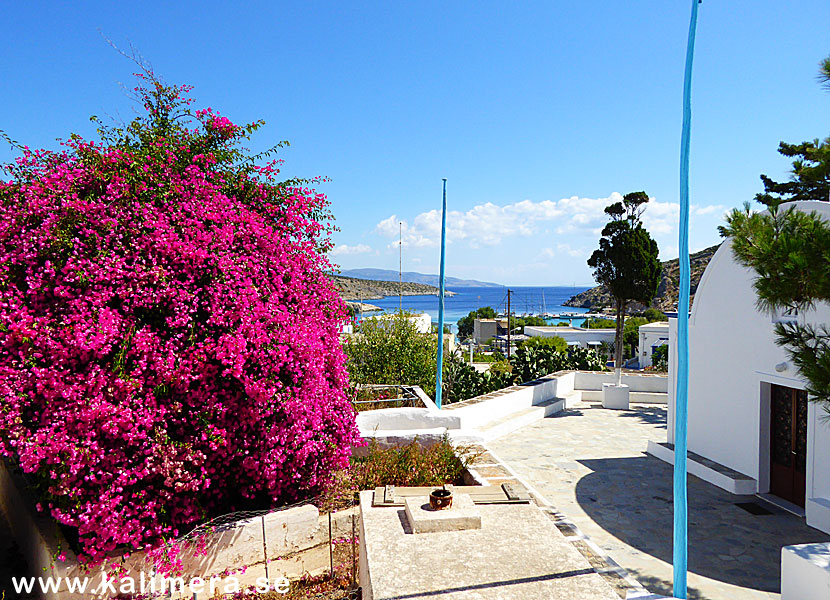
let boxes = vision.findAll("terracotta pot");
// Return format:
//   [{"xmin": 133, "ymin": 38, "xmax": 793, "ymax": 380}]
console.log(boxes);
[{"xmin": 429, "ymin": 488, "xmax": 453, "ymax": 510}]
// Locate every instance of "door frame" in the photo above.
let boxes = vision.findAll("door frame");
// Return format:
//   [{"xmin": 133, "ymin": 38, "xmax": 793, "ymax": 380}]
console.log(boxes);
[{"xmin": 763, "ymin": 381, "xmax": 809, "ymax": 507}]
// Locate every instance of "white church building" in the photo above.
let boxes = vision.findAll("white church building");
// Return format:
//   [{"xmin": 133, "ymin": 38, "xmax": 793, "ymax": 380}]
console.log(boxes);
[{"xmin": 661, "ymin": 200, "xmax": 830, "ymax": 535}]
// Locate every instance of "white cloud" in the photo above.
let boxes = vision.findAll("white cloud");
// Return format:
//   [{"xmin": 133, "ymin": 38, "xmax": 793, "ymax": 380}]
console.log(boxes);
[
  {"xmin": 330, "ymin": 243, "xmax": 372, "ymax": 257},
  {"xmin": 374, "ymin": 196, "xmax": 728, "ymax": 254},
  {"xmin": 377, "ymin": 193, "xmax": 622, "ymax": 250},
  {"xmin": 558, "ymin": 243, "xmax": 587, "ymax": 258},
  {"xmin": 691, "ymin": 204, "xmax": 726, "ymax": 216},
  {"xmin": 539, "ymin": 243, "xmax": 587, "ymax": 260}
]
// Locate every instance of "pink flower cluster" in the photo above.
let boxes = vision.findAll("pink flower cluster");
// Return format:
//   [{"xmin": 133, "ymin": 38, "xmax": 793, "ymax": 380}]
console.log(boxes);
[{"xmin": 0, "ymin": 89, "xmax": 360, "ymax": 563}]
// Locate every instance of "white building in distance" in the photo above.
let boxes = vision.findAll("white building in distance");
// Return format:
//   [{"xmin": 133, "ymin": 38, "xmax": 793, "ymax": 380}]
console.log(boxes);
[
  {"xmin": 523, "ymin": 325, "xmax": 615, "ymax": 350},
  {"xmin": 369, "ymin": 312, "xmax": 432, "ymax": 334},
  {"xmin": 663, "ymin": 200, "xmax": 830, "ymax": 534},
  {"xmin": 638, "ymin": 321, "xmax": 669, "ymax": 368}
]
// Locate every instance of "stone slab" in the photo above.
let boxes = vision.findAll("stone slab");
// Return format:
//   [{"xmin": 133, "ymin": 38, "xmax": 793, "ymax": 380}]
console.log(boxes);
[
  {"xmin": 404, "ymin": 494, "xmax": 481, "ymax": 533},
  {"xmin": 360, "ymin": 490, "xmax": 619, "ymax": 600}
]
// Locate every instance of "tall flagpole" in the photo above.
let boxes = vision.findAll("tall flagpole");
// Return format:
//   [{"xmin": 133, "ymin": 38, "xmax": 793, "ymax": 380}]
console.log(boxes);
[
  {"xmin": 435, "ymin": 179, "xmax": 447, "ymax": 409},
  {"xmin": 675, "ymin": 1, "xmax": 700, "ymax": 598}
]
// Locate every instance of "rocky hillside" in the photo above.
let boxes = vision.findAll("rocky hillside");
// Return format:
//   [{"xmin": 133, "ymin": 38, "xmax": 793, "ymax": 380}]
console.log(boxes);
[
  {"xmin": 564, "ymin": 244, "xmax": 721, "ymax": 312},
  {"xmin": 331, "ymin": 274, "xmax": 454, "ymax": 301}
]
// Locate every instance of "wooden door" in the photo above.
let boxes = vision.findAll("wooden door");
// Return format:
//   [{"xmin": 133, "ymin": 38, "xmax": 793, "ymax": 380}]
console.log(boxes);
[{"xmin": 769, "ymin": 384, "xmax": 808, "ymax": 507}]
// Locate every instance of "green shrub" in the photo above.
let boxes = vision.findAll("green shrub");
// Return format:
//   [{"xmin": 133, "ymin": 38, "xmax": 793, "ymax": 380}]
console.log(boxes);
[
  {"xmin": 522, "ymin": 335, "xmax": 568, "ymax": 353},
  {"xmin": 442, "ymin": 353, "xmax": 511, "ymax": 403},
  {"xmin": 350, "ymin": 436, "xmax": 478, "ymax": 489},
  {"xmin": 509, "ymin": 344, "xmax": 570, "ymax": 382},
  {"xmin": 509, "ymin": 343, "xmax": 605, "ymax": 382},
  {"xmin": 567, "ymin": 346, "xmax": 606, "ymax": 371},
  {"xmin": 640, "ymin": 308, "xmax": 667, "ymax": 322},
  {"xmin": 472, "ymin": 352, "xmax": 503, "ymax": 363},
  {"xmin": 623, "ymin": 316, "xmax": 648, "ymax": 357},
  {"xmin": 585, "ymin": 317, "xmax": 616, "ymax": 329},
  {"xmin": 488, "ymin": 359, "xmax": 513, "ymax": 379},
  {"xmin": 652, "ymin": 344, "xmax": 669, "ymax": 371}
]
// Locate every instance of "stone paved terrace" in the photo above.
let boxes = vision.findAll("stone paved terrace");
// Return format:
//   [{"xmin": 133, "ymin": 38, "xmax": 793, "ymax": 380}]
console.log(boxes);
[
  {"xmin": 488, "ymin": 402, "xmax": 830, "ymax": 600},
  {"xmin": 360, "ymin": 490, "xmax": 623, "ymax": 600}
]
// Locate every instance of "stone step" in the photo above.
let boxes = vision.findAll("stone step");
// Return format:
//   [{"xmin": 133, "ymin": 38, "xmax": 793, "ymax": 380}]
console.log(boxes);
[
  {"xmin": 562, "ymin": 390, "xmax": 582, "ymax": 408},
  {"xmin": 477, "ymin": 397, "xmax": 565, "ymax": 442}
]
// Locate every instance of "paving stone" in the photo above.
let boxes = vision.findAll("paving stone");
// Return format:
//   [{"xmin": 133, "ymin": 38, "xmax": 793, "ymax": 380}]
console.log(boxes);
[{"xmin": 488, "ymin": 402, "xmax": 830, "ymax": 600}]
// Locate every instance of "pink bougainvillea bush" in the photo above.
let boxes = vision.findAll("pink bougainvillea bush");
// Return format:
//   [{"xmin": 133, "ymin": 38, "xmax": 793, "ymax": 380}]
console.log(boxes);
[{"xmin": 0, "ymin": 75, "xmax": 360, "ymax": 563}]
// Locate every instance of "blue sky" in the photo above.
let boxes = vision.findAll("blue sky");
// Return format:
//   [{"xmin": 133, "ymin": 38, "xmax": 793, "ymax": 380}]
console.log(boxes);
[{"xmin": 2, "ymin": 1, "xmax": 829, "ymax": 285}]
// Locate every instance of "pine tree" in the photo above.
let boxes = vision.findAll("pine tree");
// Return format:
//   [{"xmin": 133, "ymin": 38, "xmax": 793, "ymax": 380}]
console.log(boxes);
[
  {"xmin": 588, "ymin": 191, "xmax": 661, "ymax": 383},
  {"xmin": 721, "ymin": 53, "xmax": 830, "ymax": 411}
]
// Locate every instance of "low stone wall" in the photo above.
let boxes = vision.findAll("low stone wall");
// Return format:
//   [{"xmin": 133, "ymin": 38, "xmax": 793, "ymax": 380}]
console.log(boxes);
[
  {"xmin": 573, "ymin": 371, "xmax": 668, "ymax": 393},
  {"xmin": 0, "ymin": 460, "xmax": 356, "ymax": 599}
]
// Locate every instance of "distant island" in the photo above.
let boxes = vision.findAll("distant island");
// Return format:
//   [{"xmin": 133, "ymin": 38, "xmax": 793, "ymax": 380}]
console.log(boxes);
[
  {"xmin": 331, "ymin": 274, "xmax": 456, "ymax": 301},
  {"xmin": 564, "ymin": 243, "xmax": 721, "ymax": 312},
  {"xmin": 339, "ymin": 268, "xmax": 502, "ymax": 288}
]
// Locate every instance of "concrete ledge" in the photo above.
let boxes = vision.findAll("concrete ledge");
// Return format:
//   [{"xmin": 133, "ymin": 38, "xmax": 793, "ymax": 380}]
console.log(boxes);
[
  {"xmin": 646, "ymin": 440, "xmax": 757, "ymax": 495},
  {"xmin": 781, "ymin": 542, "xmax": 830, "ymax": 600}
]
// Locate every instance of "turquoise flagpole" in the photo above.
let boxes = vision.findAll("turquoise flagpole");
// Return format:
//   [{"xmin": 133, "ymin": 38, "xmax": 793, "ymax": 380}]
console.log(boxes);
[
  {"xmin": 675, "ymin": 1, "xmax": 700, "ymax": 598},
  {"xmin": 435, "ymin": 179, "xmax": 447, "ymax": 409}
]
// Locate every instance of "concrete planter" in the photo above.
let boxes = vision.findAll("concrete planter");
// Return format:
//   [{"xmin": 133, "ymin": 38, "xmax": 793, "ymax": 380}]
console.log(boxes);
[
  {"xmin": 602, "ymin": 383, "xmax": 630, "ymax": 409},
  {"xmin": 781, "ymin": 542, "xmax": 830, "ymax": 600}
]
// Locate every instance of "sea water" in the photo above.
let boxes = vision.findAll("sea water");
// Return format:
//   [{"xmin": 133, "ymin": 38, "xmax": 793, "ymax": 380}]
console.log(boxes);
[{"xmin": 361, "ymin": 285, "xmax": 593, "ymax": 332}]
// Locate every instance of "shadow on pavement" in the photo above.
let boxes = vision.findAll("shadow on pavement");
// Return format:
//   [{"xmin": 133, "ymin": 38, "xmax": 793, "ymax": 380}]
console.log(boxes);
[
  {"xmin": 574, "ymin": 455, "xmax": 829, "ymax": 594},
  {"xmin": 615, "ymin": 405, "xmax": 668, "ymax": 428},
  {"xmin": 625, "ymin": 568, "xmax": 708, "ymax": 600}
]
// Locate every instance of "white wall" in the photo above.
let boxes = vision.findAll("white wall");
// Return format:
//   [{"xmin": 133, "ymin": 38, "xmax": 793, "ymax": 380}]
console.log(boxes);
[
  {"xmin": 670, "ymin": 200, "xmax": 830, "ymax": 533},
  {"xmin": 808, "ymin": 404, "xmax": 830, "ymax": 532}
]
